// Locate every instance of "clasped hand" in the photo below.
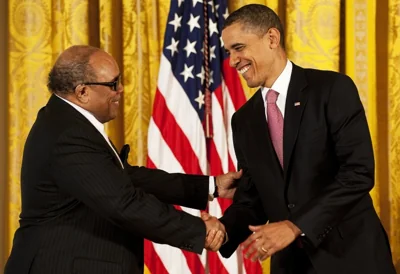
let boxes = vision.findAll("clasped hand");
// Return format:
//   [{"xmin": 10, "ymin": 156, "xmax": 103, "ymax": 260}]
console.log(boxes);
[{"xmin": 202, "ymin": 212, "xmax": 226, "ymax": 251}]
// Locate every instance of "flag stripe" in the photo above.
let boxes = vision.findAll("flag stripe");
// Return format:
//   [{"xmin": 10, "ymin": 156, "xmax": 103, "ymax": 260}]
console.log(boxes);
[
  {"xmin": 208, "ymin": 252, "xmax": 230, "ymax": 274},
  {"xmin": 147, "ymin": 118, "xmax": 184, "ymax": 172},
  {"xmin": 157, "ymin": 55, "xmax": 207, "ymax": 174},
  {"xmin": 211, "ymin": 90, "xmax": 228, "ymax": 173},
  {"xmin": 152, "ymin": 89, "xmax": 203, "ymax": 174},
  {"xmin": 144, "ymin": 240, "xmax": 169, "ymax": 274}
]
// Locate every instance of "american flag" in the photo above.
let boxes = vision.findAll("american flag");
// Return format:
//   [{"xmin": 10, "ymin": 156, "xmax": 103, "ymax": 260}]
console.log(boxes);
[{"xmin": 145, "ymin": 0, "xmax": 262, "ymax": 273}]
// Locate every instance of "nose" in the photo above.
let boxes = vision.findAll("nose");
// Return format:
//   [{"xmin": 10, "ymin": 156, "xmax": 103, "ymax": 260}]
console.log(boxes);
[
  {"xmin": 117, "ymin": 83, "xmax": 124, "ymax": 93},
  {"xmin": 229, "ymin": 53, "xmax": 239, "ymax": 68}
]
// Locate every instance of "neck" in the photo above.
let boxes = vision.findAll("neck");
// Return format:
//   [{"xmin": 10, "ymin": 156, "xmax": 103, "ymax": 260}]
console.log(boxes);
[{"xmin": 263, "ymin": 51, "xmax": 287, "ymax": 88}]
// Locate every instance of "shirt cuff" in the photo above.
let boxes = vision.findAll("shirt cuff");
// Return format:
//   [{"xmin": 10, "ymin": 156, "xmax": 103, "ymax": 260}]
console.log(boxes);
[
  {"xmin": 209, "ymin": 177, "xmax": 215, "ymax": 194},
  {"xmin": 208, "ymin": 177, "xmax": 215, "ymax": 201}
]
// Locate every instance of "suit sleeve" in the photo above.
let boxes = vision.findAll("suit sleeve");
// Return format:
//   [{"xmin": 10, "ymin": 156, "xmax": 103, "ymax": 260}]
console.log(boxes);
[
  {"xmin": 125, "ymin": 165, "xmax": 209, "ymax": 210},
  {"xmin": 290, "ymin": 74, "xmax": 374, "ymax": 248},
  {"xmin": 50, "ymin": 127, "xmax": 206, "ymax": 254},
  {"xmin": 219, "ymin": 113, "xmax": 268, "ymax": 258}
]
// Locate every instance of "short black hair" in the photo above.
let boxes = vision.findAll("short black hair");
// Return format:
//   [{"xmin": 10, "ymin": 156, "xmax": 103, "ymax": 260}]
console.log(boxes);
[
  {"xmin": 223, "ymin": 4, "xmax": 285, "ymax": 49},
  {"xmin": 47, "ymin": 46, "xmax": 98, "ymax": 94}
]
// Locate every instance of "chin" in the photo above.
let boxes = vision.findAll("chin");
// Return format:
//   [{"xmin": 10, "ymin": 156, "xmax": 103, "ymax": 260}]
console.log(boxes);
[
  {"xmin": 245, "ymin": 78, "xmax": 261, "ymax": 88},
  {"xmin": 110, "ymin": 113, "xmax": 118, "ymax": 121},
  {"xmin": 246, "ymin": 81, "xmax": 260, "ymax": 88}
]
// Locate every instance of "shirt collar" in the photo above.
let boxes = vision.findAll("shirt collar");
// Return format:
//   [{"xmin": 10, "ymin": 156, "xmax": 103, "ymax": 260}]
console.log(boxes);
[
  {"xmin": 54, "ymin": 94, "xmax": 106, "ymax": 135},
  {"xmin": 261, "ymin": 60, "xmax": 293, "ymax": 99}
]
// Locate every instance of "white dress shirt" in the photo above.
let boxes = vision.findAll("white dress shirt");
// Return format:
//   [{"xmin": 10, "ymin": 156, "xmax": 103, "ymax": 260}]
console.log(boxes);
[
  {"xmin": 261, "ymin": 60, "xmax": 293, "ymax": 120},
  {"xmin": 260, "ymin": 61, "xmax": 305, "ymax": 236},
  {"xmin": 55, "ymin": 95, "xmax": 216, "ymax": 197}
]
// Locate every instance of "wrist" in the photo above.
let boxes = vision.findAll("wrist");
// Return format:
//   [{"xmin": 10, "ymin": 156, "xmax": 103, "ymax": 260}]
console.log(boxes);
[{"xmin": 285, "ymin": 220, "xmax": 302, "ymax": 237}]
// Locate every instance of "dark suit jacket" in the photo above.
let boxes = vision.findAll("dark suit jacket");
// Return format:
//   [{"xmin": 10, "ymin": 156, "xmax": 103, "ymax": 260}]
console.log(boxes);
[
  {"xmin": 219, "ymin": 64, "xmax": 395, "ymax": 274},
  {"xmin": 5, "ymin": 95, "xmax": 210, "ymax": 274}
]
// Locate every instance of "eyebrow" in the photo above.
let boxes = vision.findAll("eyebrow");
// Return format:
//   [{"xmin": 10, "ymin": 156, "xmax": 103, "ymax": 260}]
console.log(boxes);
[
  {"xmin": 225, "ymin": 43, "xmax": 245, "ymax": 51},
  {"xmin": 231, "ymin": 43, "xmax": 245, "ymax": 48}
]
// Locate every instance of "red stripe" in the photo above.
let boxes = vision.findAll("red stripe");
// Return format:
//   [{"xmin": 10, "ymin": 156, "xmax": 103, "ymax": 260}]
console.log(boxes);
[
  {"xmin": 147, "ymin": 156, "xmax": 156, "ymax": 169},
  {"xmin": 152, "ymin": 89, "xmax": 203, "ymax": 174},
  {"xmin": 222, "ymin": 58, "xmax": 247, "ymax": 110},
  {"xmin": 181, "ymin": 251, "xmax": 205, "ymax": 274},
  {"xmin": 144, "ymin": 240, "xmax": 169, "ymax": 274},
  {"xmin": 228, "ymin": 154, "xmax": 236, "ymax": 173},
  {"xmin": 213, "ymin": 85, "xmax": 224, "ymax": 115},
  {"xmin": 208, "ymin": 252, "xmax": 229, "ymax": 274},
  {"xmin": 243, "ymin": 252, "xmax": 263, "ymax": 274},
  {"xmin": 207, "ymin": 139, "xmax": 224, "ymax": 176}
]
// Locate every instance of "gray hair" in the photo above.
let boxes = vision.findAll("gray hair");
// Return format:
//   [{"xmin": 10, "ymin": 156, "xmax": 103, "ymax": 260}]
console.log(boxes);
[{"xmin": 47, "ymin": 45, "xmax": 98, "ymax": 94}]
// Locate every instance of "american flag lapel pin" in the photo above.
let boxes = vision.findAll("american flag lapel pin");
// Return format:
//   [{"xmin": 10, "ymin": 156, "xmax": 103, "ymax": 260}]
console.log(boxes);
[{"xmin": 294, "ymin": 102, "xmax": 301, "ymax": 106}]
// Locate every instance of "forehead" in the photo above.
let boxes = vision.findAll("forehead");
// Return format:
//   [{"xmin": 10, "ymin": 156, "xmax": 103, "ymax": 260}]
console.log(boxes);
[
  {"xmin": 222, "ymin": 22, "xmax": 259, "ymax": 48},
  {"xmin": 90, "ymin": 51, "xmax": 120, "ymax": 79}
]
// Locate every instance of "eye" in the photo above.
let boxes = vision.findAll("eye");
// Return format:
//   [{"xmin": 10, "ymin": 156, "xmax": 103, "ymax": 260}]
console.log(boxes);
[{"xmin": 234, "ymin": 45, "xmax": 244, "ymax": 51}]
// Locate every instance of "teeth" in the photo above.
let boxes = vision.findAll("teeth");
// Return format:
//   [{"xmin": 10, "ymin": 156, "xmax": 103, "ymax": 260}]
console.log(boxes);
[{"xmin": 238, "ymin": 65, "xmax": 250, "ymax": 74}]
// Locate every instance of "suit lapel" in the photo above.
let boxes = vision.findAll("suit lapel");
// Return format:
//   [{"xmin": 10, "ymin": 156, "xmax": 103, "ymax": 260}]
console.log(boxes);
[
  {"xmin": 283, "ymin": 64, "xmax": 308, "ymax": 179},
  {"xmin": 250, "ymin": 90, "xmax": 284, "ymax": 179}
]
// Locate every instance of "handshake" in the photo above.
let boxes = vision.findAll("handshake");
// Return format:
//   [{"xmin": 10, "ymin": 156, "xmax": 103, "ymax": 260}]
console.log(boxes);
[{"xmin": 202, "ymin": 212, "xmax": 226, "ymax": 251}]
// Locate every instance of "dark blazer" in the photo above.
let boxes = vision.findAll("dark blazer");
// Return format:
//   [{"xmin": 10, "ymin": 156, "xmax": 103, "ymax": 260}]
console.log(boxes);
[
  {"xmin": 219, "ymin": 63, "xmax": 395, "ymax": 274},
  {"xmin": 5, "ymin": 95, "xmax": 210, "ymax": 274}
]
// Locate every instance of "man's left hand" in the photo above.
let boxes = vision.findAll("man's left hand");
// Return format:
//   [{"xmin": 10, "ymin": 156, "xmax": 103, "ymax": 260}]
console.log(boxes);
[
  {"xmin": 215, "ymin": 169, "xmax": 242, "ymax": 199},
  {"xmin": 242, "ymin": 220, "xmax": 302, "ymax": 261}
]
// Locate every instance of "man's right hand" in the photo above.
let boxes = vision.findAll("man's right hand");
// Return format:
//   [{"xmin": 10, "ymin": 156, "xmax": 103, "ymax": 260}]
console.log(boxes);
[{"xmin": 202, "ymin": 212, "xmax": 225, "ymax": 251}]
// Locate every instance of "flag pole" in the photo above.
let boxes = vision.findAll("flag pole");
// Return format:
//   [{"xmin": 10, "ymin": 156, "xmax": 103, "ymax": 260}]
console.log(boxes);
[{"xmin": 203, "ymin": 0, "xmax": 213, "ymax": 138}]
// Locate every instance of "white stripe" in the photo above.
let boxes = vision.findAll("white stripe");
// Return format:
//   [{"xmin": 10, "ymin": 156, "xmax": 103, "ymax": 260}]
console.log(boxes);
[
  {"xmin": 211, "ymin": 92, "xmax": 229, "ymax": 173},
  {"xmin": 157, "ymin": 54, "xmax": 207, "ymax": 174},
  {"xmin": 148, "ymin": 118, "xmax": 184, "ymax": 173},
  {"xmin": 153, "ymin": 244, "xmax": 193, "ymax": 274},
  {"xmin": 222, "ymin": 80, "xmax": 238, "ymax": 169}
]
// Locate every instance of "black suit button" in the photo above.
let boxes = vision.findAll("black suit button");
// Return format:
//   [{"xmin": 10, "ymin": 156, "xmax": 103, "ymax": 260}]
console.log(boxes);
[{"xmin": 288, "ymin": 204, "xmax": 295, "ymax": 209}]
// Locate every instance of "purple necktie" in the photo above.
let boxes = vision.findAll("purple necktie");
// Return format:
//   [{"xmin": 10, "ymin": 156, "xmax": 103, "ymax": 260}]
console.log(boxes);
[{"xmin": 266, "ymin": 89, "xmax": 284, "ymax": 168}]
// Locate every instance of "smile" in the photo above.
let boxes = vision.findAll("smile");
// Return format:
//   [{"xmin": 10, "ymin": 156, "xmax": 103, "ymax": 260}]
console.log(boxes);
[{"xmin": 238, "ymin": 65, "xmax": 250, "ymax": 74}]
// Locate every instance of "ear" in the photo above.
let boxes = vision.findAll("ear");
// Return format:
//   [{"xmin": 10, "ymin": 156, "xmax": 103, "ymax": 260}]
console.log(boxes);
[
  {"xmin": 74, "ymin": 84, "xmax": 89, "ymax": 104},
  {"xmin": 267, "ymin": 28, "xmax": 281, "ymax": 49}
]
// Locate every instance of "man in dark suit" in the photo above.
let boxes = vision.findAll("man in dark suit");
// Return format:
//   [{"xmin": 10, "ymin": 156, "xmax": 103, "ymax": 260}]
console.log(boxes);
[
  {"xmin": 206, "ymin": 4, "xmax": 396, "ymax": 274},
  {"xmin": 4, "ymin": 45, "xmax": 237, "ymax": 274}
]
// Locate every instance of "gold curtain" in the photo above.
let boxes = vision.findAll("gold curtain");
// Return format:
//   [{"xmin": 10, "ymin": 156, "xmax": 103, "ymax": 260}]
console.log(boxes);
[{"xmin": 4, "ymin": 0, "xmax": 400, "ymax": 272}]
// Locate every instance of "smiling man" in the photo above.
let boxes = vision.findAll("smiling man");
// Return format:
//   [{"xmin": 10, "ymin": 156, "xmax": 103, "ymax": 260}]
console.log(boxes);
[
  {"xmin": 211, "ymin": 4, "xmax": 396, "ymax": 274},
  {"xmin": 4, "ymin": 45, "xmax": 238, "ymax": 274}
]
